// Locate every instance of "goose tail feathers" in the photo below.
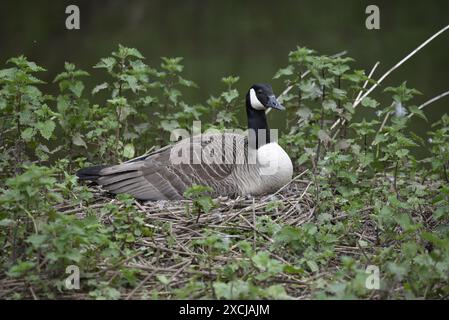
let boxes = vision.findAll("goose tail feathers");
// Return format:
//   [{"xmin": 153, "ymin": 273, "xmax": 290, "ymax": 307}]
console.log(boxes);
[{"xmin": 76, "ymin": 165, "xmax": 109, "ymax": 182}]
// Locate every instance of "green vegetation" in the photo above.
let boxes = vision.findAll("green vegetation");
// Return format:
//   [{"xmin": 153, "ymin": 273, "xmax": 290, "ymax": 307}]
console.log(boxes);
[{"xmin": 0, "ymin": 45, "xmax": 448, "ymax": 299}]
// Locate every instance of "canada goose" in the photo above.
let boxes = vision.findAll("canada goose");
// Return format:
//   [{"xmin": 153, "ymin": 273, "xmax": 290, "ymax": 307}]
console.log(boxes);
[{"xmin": 76, "ymin": 84, "xmax": 293, "ymax": 200}]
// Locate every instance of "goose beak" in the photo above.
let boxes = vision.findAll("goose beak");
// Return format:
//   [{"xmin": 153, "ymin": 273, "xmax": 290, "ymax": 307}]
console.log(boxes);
[{"xmin": 266, "ymin": 95, "xmax": 285, "ymax": 111}]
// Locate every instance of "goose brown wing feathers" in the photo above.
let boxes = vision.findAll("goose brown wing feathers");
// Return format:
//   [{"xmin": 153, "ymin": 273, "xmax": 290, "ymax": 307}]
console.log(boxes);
[{"xmin": 82, "ymin": 133, "xmax": 247, "ymax": 200}]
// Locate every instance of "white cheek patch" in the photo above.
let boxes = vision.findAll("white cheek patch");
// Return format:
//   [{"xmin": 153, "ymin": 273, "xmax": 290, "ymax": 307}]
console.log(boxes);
[{"xmin": 249, "ymin": 88, "xmax": 266, "ymax": 110}]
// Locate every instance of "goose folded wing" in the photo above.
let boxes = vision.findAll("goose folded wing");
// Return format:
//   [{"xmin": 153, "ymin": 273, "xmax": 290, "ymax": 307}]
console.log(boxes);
[{"xmin": 96, "ymin": 134, "xmax": 241, "ymax": 200}]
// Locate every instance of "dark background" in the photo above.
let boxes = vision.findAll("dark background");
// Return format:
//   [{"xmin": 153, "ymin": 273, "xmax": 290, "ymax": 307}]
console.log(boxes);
[{"xmin": 0, "ymin": 0, "xmax": 448, "ymax": 139}]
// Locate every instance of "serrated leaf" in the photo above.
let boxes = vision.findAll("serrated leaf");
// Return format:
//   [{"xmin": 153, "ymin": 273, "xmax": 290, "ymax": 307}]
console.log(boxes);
[
  {"xmin": 27, "ymin": 234, "xmax": 47, "ymax": 248},
  {"xmin": 222, "ymin": 89, "xmax": 239, "ymax": 104},
  {"xmin": 306, "ymin": 260, "xmax": 319, "ymax": 272},
  {"xmin": 323, "ymin": 100, "xmax": 337, "ymax": 111},
  {"xmin": 36, "ymin": 120, "xmax": 55, "ymax": 140},
  {"xmin": 66, "ymin": 251, "xmax": 83, "ymax": 263},
  {"xmin": 70, "ymin": 81, "xmax": 84, "ymax": 98},
  {"xmin": 396, "ymin": 149, "xmax": 409, "ymax": 158},
  {"xmin": 123, "ymin": 144, "xmax": 135, "ymax": 159},
  {"xmin": 361, "ymin": 97, "xmax": 379, "ymax": 108},
  {"xmin": 432, "ymin": 206, "xmax": 448, "ymax": 220},
  {"xmin": 92, "ymin": 82, "xmax": 109, "ymax": 95},
  {"xmin": 126, "ymin": 47, "xmax": 145, "ymax": 59},
  {"xmin": 178, "ymin": 76, "xmax": 198, "ymax": 88},
  {"xmin": 21, "ymin": 127, "xmax": 35, "ymax": 142},
  {"xmin": 273, "ymin": 65, "xmax": 294, "ymax": 79},
  {"xmin": 72, "ymin": 133, "xmax": 87, "ymax": 148},
  {"xmin": 94, "ymin": 57, "xmax": 116, "ymax": 72},
  {"xmin": 408, "ymin": 105, "xmax": 428, "ymax": 122}
]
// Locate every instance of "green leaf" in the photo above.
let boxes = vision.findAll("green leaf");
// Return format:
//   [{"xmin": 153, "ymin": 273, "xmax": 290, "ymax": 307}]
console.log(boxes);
[
  {"xmin": 121, "ymin": 75, "xmax": 140, "ymax": 93},
  {"xmin": 329, "ymin": 64, "xmax": 350, "ymax": 76},
  {"xmin": 70, "ymin": 81, "xmax": 84, "ymax": 98},
  {"xmin": 0, "ymin": 219, "xmax": 15, "ymax": 227},
  {"xmin": 408, "ymin": 105, "xmax": 428, "ymax": 121},
  {"xmin": 126, "ymin": 47, "xmax": 145, "ymax": 59},
  {"xmin": 222, "ymin": 89, "xmax": 239, "ymax": 104},
  {"xmin": 36, "ymin": 120, "xmax": 56, "ymax": 140},
  {"xmin": 166, "ymin": 88, "xmax": 182, "ymax": 105},
  {"xmin": 66, "ymin": 251, "xmax": 83, "ymax": 263},
  {"xmin": 178, "ymin": 76, "xmax": 198, "ymax": 88},
  {"xmin": 283, "ymin": 265, "xmax": 305, "ymax": 275},
  {"xmin": 323, "ymin": 100, "xmax": 337, "ymax": 111},
  {"xmin": 396, "ymin": 149, "xmax": 409, "ymax": 158},
  {"xmin": 252, "ymin": 251, "xmax": 284, "ymax": 277},
  {"xmin": 432, "ymin": 206, "xmax": 448, "ymax": 220},
  {"xmin": 7, "ymin": 261, "xmax": 36, "ymax": 278},
  {"xmin": 26, "ymin": 234, "xmax": 47, "ymax": 248},
  {"xmin": 221, "ymin": 76, "xmax": 240, "ymax": 86},
  {"xmin": 265, "ymin": 285, "xmax": 290, "ymax": 299},
  {"xmin": 92, "ymin": 82, "xmax": 109, "ymax": 95},
  {"xmin": 21, "ymin": 127, "xmax": 35, "ymax": 142},
  {"xmin": 306, "ymin": 260, "xmax": 319, "ymax": 272},
  {"xmin": 361, "ymin": 97, "xmax": 379, "ymax": 108},
  {"xmin": 273, "ymin": 65, "xmax": 294, "ymax": 79},
  {"xmin": 123, "ymin": 144, "xmax": 135, "ymax": 159},
  {"xmin": 386, "ymin": 262, "xmax": 409, "ymax": 281},
  {"xmin": 72, "ymin": 133, "xmax": 88, "ymax": 149},
  {"xmin": 160, "ymin": 120, "xmax": 180, "ymax": 132},
  {"xmin": 94, "ymin": 57, "xmax": 116, "ymax": 72}
]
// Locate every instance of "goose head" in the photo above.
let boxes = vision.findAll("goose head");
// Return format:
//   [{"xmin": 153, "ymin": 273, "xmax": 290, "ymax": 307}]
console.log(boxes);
[
  {"xmin": 245, "ymin": 84, "xmax": 284, "ymax": 149},
  {"xmin": 246, "ymin": 83, "xmax": 285, "ymax": 111}
]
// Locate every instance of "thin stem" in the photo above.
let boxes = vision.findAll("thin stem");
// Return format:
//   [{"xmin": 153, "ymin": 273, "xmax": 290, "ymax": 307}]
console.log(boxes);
[
  {"xmin": 364, "ymin": 134, "xmax": 367, "ymax": 154},
  {"xmin": 315, "ymin": 70, "xmax": 326, "ymax": 165},
  {"xmin": 408, "ymin": 90, "xmax": 449, "ymax": 118},
  {"xmin": 331, "ymin": 62, "xmax": 380, "ymax": 131},
  {"xmin": 443, "ymin": 163, "xmax": 449, "ymax": 183},
  {"xmin": 332, "ymin": 25, "xmax": 449, "ymax": 132},
  {"xmin": 393, "ymin": 160, "xmax": 399, "ymax": 199},
  {"xmin": 14, "ymin": 91, "xmax": 23, "ymax": 174},
  {"xmin": 115, "ymin": 105, "xmax": 122, "ymax": 160},
  {"xmin": 355, "ymin": 25, "xmax": 449, "ymax": 109}
]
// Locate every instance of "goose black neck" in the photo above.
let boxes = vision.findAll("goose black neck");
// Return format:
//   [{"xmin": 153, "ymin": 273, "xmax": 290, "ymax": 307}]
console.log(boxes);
[{"xmin": 246, "ymin": 93, "xmax": 270, "ymax": 149}]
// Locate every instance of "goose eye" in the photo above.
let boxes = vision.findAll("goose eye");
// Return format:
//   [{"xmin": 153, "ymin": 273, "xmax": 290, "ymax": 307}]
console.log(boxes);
[{"xmin": 257, "ymin": 90, "xmax": 263, "ymax": 94}]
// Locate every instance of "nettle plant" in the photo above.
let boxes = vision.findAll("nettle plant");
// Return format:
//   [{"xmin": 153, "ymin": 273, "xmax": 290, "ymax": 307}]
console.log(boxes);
[
  {"xmin": 151, "ymin": 57, "xmax": 207, "ymax": 146},
  {"xmin": 206, "ymin": 76, "xmax": 241, "ymax": 130},
  {"xmin": 92, "ymin": 47, "xmax": 209, "ymax": 159},
  {"xmin": 92, "ymin": 45, "xmax": 152, "ymax": 162},
  {"xmin": 53, "ymin": 62, "xmax": 91, "ymax": 164},
  {"xmin": 427, "ymin": 114, "xmax": 449, "ymax": 182},
  {"xmin": 274, "ymin": 48, "xmax": 372, "ymax": 171},
  {"xmin": 0, "ymin": 57, "xmax": 57, "ymax": 175},
  {"xmin": 274, "ymin": 48, "xmax": 430, "ymax": 206},
  {"xmin": 183, "ymin": 185, "xmax": 216, "ymax": 223}
]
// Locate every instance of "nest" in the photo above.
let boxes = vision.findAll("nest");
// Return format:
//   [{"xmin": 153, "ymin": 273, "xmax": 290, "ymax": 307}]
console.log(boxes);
[{"xmin": 49, "ymin": 177, "xmax": 335, "ymax": 299}]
